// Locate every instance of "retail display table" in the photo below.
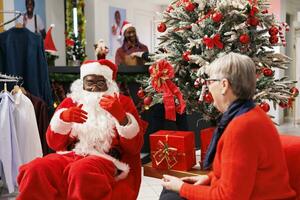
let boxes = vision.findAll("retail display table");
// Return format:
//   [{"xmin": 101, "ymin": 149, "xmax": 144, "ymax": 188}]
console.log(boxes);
[{"xmin": 143, "ymin": 162, "xmax": 208, "ymax": 179}]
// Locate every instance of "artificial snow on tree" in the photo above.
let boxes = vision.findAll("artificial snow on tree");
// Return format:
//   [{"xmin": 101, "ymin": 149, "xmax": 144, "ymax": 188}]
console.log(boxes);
[{"xmin": 139, "ymin": 0, "xmax": 298, "ymax": 121}]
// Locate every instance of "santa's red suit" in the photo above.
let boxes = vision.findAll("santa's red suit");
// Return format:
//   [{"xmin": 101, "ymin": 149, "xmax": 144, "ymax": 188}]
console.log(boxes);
[{"xmin": 17, "ymin": 60, "xmax": 147, "ymax": 200}]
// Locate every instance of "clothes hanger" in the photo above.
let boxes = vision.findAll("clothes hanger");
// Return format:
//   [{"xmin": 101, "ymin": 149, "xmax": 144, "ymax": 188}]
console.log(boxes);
[
  {"xmin": 0, "ymin": 79, "xmax": 12, "ymax": 93},
  {"xmin": 0, "ymin": 10, "xmax": 23, "ymax": 28}
]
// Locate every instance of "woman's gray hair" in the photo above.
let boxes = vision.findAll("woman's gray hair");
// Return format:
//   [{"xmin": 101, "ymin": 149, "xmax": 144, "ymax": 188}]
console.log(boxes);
[{"xmin": 206, "ymin": 52, "xmax": 256, "ymax": 100}]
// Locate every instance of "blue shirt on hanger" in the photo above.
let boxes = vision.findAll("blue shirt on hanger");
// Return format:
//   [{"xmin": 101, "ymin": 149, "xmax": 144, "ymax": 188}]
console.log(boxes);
[{"xmin": 0, "ymin": 92, "xmax": 22, "ymax": 193}]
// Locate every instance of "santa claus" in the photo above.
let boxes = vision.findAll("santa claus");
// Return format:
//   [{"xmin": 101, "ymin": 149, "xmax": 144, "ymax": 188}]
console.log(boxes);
[{"xmin": 17, "ymin": 59, "xmax": 147, "ymax": 200}]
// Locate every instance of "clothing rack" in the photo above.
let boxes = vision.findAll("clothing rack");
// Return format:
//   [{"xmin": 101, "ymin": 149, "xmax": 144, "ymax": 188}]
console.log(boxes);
[
  {"xmin": 0, "ymin": 73, "xmax": 23, "ymax": 92},
  {"xmin": 0, "ymin": 10, "xmax": 23, "ymax": 28}
]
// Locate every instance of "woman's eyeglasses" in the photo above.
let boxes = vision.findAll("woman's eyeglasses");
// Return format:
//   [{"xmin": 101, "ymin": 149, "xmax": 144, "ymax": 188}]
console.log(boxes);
[{"xmin": 205, "ymin": 78, "xmax": 221, "ymax": 85}]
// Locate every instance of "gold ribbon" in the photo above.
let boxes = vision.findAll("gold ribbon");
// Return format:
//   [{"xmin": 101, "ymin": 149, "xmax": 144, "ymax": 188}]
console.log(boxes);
[{"xmin": 151, "ymin": 135, "xmax": 185, "ymax": 169}]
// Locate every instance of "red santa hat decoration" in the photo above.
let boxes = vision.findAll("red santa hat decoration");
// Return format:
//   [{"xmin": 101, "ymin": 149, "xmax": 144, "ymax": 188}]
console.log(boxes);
[
  {"xmin": 44, "ymin": 24, "xmax": 57, "ymax": 54},
  {"xmin": 80, "ymin": 59, "xmax": 118, "ymax": 81},
  {"xmin": 119, "ymin": 20, "xmax": 134, "ymax": 39}
]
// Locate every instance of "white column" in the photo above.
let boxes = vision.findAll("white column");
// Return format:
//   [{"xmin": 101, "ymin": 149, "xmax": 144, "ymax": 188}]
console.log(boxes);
[
  {"xmin": 3, "ymin": 0, "xmax": 15, "ymax": 30},
  {"xmin": 294, "ymin": 12, "xmax": 300, "ymax": 124}
]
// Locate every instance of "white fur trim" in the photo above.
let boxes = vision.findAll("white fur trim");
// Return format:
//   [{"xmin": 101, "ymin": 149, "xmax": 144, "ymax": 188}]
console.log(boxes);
[
  {"xmin": 121, "ymin": 23, "xmax": 133, "ymax": 36},
  {"xmin": 80, "ymin": 62, "xmax": 113, "ymax": 80},
  {"xmin": 50, "ymin": 108, "xmax": 72, "ymax": 135},
  {"xmin": 116, "ymin": 113, "xmax": 140, "ymax": 139}
]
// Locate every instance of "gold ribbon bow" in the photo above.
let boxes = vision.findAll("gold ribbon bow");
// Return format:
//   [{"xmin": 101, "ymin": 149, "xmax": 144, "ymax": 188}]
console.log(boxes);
[{"xmin": 152, "ymin": 135, "xmax": 178, "ymax": 169}]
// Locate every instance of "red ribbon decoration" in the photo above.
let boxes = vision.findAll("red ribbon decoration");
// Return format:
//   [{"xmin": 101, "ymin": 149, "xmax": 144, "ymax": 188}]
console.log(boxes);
[
  {"xmin": 149, "ymin": 60, "xmax": 186, "ymax": 121},
  {"xmin": 248, "ymin": 0, "xmax": 258, "ymax": 5},
  {"xmin": 203, "ymin": 34, "xmax": 224, "ymax": 49}
]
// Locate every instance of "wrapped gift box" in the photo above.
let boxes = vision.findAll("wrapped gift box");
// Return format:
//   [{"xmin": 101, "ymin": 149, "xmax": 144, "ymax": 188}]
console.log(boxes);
[{"xmin": 150, "ymin": 130, "xmax": 196, "ymax": 171}]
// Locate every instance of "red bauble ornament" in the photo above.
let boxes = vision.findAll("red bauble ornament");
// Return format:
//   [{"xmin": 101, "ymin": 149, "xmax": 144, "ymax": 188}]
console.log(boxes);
[
  {"xmin": 182, "ymin": 51, "xmax": 191, "ymax": 61},
  {"xmin": 137, "ymin": 89, "xmax": 145, "ymax": 99},
  {"xmin": 269, "ymin": 26, "xmax": 279, "ymax": 36},
  {"xmin": 185, "ymin": 2, "xmax": 195, "ymax": 12},
  {"xmin": 144, "ymin": 96, "xmax": 152, "ymax": 106},
  {"xmin": 261, "ymin": 9, "xmax": 268, "ymax": 14},
  {"xmin": 269, "ymin": 35, "xmax": 278, "ymax": 44},
  {"xmin": 279, "ymin": 101, "xmax": 288, "ymax": 108},
  {"xmin": 247, "ymin": 17, "xmax": 259, "ymax": 26},
  {"xmin": 239, "ymin": 34, "xmax": 250, "ymax": 44},
  {"xmin": 157, "ymin": 22, "xmax": 167, "ymax": 33},
  {"xmin": 204, "ymin": 92, "xmax": 213, "ymax": 104},
  {"xmin": 166, "ymin": 5, "xmax": 174, "ymax": 13},
  {"xmin": 290, "ymin": 87, "xmax": 299, "ymax": 97},
  {"xmin": 212, "ymin": 12, "xmax": 223, "ymax": 23},
  {"xmin": 262, "ymin": 68, "xmax": 273, "ymax": 77},
  {"xmin": 259, "ymin": 102, "xmax": 270, "ymax": 112}
]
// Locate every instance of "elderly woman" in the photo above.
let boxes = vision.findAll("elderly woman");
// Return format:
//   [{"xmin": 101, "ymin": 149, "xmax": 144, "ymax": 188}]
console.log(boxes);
[{"xmin": 159, "ymin": 52, "xmax": 296, "ymax": 200}]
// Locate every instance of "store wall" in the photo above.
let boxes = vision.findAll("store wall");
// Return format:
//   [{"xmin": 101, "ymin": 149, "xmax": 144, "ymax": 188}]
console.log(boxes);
[
  {"xmin": 3, "ymin": 0, "xmax": 15, "ymax": 30},
  {"xmin": 295, "ymin": 13, "xmax": 300, "ymax": 124},
  {"xmin": 85, "ymin": 0, "xmax": 162, "ymax": 61},
  {"xmin": 45, "ymin": 0, "xmax": 66, "ymax": 66},
  {"xmin": 45, "ymin": 0, "xmax": 163, "ymax": 65}
]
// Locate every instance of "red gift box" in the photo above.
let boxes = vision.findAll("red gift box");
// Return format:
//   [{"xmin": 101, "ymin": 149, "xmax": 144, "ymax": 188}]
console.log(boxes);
[
  {"xmin": 150, "ymin": 130, "xmax": 196, "ymax": 171},
  {"xmin": 200, "ymin": 127, "xmax": 215, "ymax": 169}
]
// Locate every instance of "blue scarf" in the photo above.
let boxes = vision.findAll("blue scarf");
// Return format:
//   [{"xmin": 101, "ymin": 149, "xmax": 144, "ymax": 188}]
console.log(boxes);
[{"xmin": 203, "ymin": 99, "xmax": 256, "ymax": 170}]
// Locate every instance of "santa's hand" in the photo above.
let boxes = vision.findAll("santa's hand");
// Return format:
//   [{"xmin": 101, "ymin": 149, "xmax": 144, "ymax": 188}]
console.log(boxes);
[
  {"xmin": 99, "ymin": 93, "xmax": 127, "ymax": 124},
  {"xmin": 60, "ymin": 104, "xmax": 88, "ymax": 123},
  {"xmin": 161, "ymin": 174, "xmax": 184, "ymax": 193}
]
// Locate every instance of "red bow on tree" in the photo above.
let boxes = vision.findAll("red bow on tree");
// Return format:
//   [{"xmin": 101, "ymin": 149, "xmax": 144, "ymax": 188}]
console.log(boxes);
[
  {"xmin": 203, "ymin": 34, "xmax": 224, "ymax": 49},
  {"xmin": 149, "ymin": 60, "xmax": 186, "ymax": 121}
]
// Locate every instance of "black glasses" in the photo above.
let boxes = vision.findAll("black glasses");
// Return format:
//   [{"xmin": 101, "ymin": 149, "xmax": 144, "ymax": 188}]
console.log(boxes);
[{"xmin": 205, "ymin": 78, "xmax": 221, "ymax": 85}]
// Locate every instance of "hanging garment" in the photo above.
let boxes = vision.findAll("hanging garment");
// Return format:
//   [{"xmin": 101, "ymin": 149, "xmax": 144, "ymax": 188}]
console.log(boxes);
[
  {"xmin": 26, "ymin": 92, "xmax": 51, "ymax": 155},
  {"xmin": 13, "ymin": 90, "xmax": 43, "ymax": 163},
  {"xmin": 0, "ymin": 27, "xmax": 53, "ymax": 106},
  {"xmin": 0, "ymin": 92, "xmax": 22, "ymax": 193}
]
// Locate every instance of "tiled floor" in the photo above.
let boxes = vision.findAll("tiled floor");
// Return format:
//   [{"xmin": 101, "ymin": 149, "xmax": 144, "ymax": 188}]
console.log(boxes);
[
  {"xmin": 1, "ymin": 123, "xmax": 300, "ymax": 200},
  {"xmin": 137, "ymin": 175, "xmax": 162, "ymax": 200}
]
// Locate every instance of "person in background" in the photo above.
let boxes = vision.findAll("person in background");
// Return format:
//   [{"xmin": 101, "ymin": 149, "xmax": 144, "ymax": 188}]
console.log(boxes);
[
  {"xmin": 111, "ymin": 10, "xmax": 122, "ymax": 58},
  {"xmin": 159, "ymin": 52, "xmax": 296, "ymax": 200},
  {"xmin": 22, "ymin": 0, "xmax": 46, "ymax": 39},
  {"xmin": 17, "ymin": 59, "xmax": 147, "ymax": 200},
  {"xmin": 115, "ymin": 21, "xmax": 148, "ymax": 66}
]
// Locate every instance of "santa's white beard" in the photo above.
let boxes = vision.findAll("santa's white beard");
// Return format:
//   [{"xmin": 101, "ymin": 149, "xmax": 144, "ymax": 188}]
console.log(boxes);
[{"xmin": 67, "ymin": 79, "xmax": 120, "ymax": 155}]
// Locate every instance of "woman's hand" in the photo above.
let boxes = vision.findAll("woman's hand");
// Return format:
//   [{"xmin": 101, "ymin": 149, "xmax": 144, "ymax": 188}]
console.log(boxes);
[
  {"xmin": 161, "ymin": 174, "xmax": 184, "ymax": 193},
  {"xmin": 181, "ymin": 175, "xmax": 210, "ymax": 185}
]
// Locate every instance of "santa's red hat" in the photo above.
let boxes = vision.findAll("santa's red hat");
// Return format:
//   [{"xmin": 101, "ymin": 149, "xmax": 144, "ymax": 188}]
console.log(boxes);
[
  {"xmin": 119, "ymin": 20, "xmax": 134, "ymax": 38},
  {"xmin": 44, "ymin": 24, "xmax": 57, "ymax": 53},
  {"xmin": 80, "ymin": 59, "xmax": 118, "ymax": 81}
]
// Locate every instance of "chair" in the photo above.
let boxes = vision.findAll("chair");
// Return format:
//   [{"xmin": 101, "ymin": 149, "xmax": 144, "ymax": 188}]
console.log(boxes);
[{"xmin": 280, "ymin": 135, "xmax": 300, "ymax": 199}]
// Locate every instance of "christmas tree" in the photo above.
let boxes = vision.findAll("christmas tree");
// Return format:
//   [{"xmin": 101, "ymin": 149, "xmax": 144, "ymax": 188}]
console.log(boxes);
[
  {"xmin": 138, "ymin": 0, "xmax": 299, "ymax": 121},
  {"xmin": 66, "ymin": 32, "xmax": 86, "ymax": 64}
]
